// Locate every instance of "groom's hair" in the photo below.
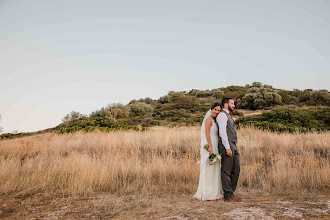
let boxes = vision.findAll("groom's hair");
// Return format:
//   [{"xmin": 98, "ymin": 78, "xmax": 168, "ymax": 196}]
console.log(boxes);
[{"xmin": 221, "ymin": 97, "xmax": 234, "ymax": 107}]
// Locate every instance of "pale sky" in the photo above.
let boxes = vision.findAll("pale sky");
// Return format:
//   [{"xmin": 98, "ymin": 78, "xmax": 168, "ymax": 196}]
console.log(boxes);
[{"xmin": 0, "ymin": 0, "xmax": 330, "ymax": 133}]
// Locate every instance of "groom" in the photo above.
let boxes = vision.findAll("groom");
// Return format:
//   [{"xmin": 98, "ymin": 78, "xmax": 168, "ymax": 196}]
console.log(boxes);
[{"xmin": 216, "ymin": 97, "xmax": 241, "ymax": 202}]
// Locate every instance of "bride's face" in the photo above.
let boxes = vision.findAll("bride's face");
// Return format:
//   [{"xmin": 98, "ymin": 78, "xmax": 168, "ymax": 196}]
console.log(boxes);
[{"xmin": 211, "ymin": 106, "xmax": 221, "ymax": 117}]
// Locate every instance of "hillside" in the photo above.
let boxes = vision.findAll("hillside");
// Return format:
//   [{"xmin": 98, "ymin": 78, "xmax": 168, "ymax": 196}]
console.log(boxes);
[
  {"xmin": 1, "ymin": 82, "xmax": 329, "ymax": 139},
  {"xmin": 54, "ymin": 82, "xmax": 330, "ymax": 133}
]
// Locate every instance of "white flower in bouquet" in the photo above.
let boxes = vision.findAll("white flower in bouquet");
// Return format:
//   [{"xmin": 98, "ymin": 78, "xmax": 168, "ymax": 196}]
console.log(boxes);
[{"xmin": 203, "ymin": 144, "xmax": 221, "ymax": 165}]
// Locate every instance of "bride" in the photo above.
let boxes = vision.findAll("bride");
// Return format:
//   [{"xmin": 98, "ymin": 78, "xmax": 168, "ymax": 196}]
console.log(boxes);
[{"xmin": 193, "ymin": 103, "xmax": 222, "ymax": 201}]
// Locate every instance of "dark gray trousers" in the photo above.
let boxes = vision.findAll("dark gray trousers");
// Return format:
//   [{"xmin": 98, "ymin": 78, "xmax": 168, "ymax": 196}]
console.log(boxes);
[{"xmin": 220, "ymin": 142, "xmax": 240, "ymax": 198}]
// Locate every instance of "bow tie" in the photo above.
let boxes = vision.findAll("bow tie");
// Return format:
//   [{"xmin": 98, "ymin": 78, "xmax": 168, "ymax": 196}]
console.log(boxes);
[{"xmin": 229, "ymin": 112, "xmax": 232, "ymax": 116}]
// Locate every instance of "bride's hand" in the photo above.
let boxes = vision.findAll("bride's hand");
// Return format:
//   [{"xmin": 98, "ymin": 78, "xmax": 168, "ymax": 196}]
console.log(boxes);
[{"xmin": 208, "ymin": 147, "xmax": 213, "ymax": 155}]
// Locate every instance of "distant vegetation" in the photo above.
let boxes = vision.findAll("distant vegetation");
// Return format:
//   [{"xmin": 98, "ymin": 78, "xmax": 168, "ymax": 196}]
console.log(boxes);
[
  {"xmin": 1, "ymin": 82, "xmax": 329, "ymax": 139},
  {"xmin": 0, "ymin": 132, "xmax": 33, "ymax": 140},
  {"xmin": 237, "ymin": 107, "xmax": 330, "ymax": 133},
  {"xmin": 53, "ymin": 82, "xmax": 328, "ymax": 134}
]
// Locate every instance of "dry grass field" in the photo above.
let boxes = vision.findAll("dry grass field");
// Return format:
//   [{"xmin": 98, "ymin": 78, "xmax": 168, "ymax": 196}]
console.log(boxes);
[{"xmin": 0, "ymin": 127, "xmax": 329, "ymax": 219}]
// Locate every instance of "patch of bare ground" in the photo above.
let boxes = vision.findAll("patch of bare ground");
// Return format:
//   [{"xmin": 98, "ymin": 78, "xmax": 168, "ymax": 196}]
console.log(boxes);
[
  {"xmin": 1, "ymin": 191, "xmax": 329, "ymax": 219},
  {"xmin": 238, "ymin": 109, "xmax": 264, "ymax": 117}
]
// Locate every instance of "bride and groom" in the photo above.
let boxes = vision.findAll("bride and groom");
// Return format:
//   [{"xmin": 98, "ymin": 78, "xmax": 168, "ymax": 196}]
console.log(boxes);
[{"xmin": 194, "ymin": 97, "xmax": 241, "ymax": 202}]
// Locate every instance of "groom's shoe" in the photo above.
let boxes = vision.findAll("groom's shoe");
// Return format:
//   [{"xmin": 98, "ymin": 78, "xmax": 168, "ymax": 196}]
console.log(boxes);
[
  {"xmin": 224, "ymin": 196, "xmax": 241, "ymax": 202},
  {"xmin": 233, "ymin": 195, "xmax": 242, "ymax": 202}
]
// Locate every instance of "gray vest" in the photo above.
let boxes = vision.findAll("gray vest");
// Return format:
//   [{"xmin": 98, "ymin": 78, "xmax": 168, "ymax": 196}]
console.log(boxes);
[{"xmin": 219, "ymin": 110, "xmax": 237, "ymax": 144}]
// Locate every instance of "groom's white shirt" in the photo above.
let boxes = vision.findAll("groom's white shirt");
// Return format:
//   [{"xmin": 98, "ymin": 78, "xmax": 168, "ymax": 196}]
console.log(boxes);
[{"xmin": 216, "ymin": 109, "xmax": 230, "ymax": 150}]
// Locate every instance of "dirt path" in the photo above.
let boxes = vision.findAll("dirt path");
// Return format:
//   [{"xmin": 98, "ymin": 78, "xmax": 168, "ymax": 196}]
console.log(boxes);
[{"xmin": 1, "ymin": 191, "xmax": 329, "ymax": 219}]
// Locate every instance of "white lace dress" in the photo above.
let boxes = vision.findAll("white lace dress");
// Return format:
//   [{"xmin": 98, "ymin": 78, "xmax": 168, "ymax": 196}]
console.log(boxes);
[{"xmin": 193, "ymin": 117, "xmax": 221, "ymax": 200}]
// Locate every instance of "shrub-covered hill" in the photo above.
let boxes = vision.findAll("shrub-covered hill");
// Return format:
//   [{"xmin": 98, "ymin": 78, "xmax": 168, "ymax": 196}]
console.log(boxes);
[
  {"xmin": 54, "ymin": 82, "xmax": 329, "ymax": 133},
  {"xmin": 0, "ymin": 82, "xmax": 329, "ymax": 139}
]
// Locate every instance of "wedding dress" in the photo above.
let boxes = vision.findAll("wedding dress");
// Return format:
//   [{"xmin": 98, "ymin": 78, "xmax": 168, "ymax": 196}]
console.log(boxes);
[{"xmin": 193, "ymin": 110, "xmax": 221, "ymax": 200}]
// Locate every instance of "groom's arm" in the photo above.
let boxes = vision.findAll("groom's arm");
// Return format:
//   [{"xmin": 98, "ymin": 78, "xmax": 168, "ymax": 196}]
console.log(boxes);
[{"xmin": 216, "ymin": 112, "xmax": 231, "ymax": 151}]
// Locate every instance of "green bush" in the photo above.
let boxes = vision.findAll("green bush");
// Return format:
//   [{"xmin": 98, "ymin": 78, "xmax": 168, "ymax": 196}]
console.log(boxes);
[
  {"xmin": 236, "ymin": 107, "xmax": 330, "ymax": 133},
  {"xmin": 55, "ymin": 116, "xmax": 139, "ymax": 133},
  {"xmin": 241, "ymin": 86, "xmax": 282, "ymax": 109},
  {"xmin": 128, "ymin": 102, "xmax": 153, "ymax": 116},
  {"xmin": 0, "ymin": 132, "xmax": 32, "ymax": 140},
  {"xmin": 232, "ymin": 109, "xmax": 243, "ymax": 116}
]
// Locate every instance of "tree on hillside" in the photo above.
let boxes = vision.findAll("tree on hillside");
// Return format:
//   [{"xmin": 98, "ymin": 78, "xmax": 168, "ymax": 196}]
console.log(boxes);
[
  {"xmin": 239, "ymin": 85, "xmax": 282, "ymax": 109},
  {"xmin": 298, "ymin": 89, "xmax": 313, "ymax": 102},
  {"xmin": 290, "ymin": 89, "xmax": 330, "ymax": 106},
  {"xmin": 62, "ymin": 111, "xmax": 87, "ymax": 125},
  {"xmin": 311, "ymin": 90, "xmax": 330, "ymax": 106},
  {"xmin": 108, "ymin": 103, "xmax": 130, "ymax": 118},
  {"xmin": 211, "ymin": 89, "xmax": 225, "ymax": 99},
  {"xmin": 158, "ymin": 91, "xmax": 189, "ymax": 104},
  {"xmin": 251, "ymin": 81, "xmax": 263, "ymax": 88},
  {"xmin": 277, "ymin": 90, "xmax": 299, "ymax": 105},
  {"xmin": 158, "ymin": 95, "xmax": 169, "ymax": 104},
  {"xmin": 196, "ymin": 90, "xmax": 212, "ymax": 97},
  {"xmin": 167, "ymin": 91, "xmax": 186, "ymax": 102},
  {"xmin": 128, "ymin": 102, "xmax": 153, "ymax": 115},
  {"xmin": 89, "ymin": 103, "xmax": 130, "ymax": 123},
  {"xmin": 188, "ymin": 89, "xmax": 200, "ymax": 96},
  {"xmin": 137, "ymin": 97, "xmax": 154, "ymax": 105},
  {"xmin": 173, "ymin": 96, "xmax": 199, "ymax": 109}
]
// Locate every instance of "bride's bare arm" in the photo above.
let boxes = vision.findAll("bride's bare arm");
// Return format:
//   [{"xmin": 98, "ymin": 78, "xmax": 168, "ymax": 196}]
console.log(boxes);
[{"xmin": 205, "ymin": 117, "xmax": 213, "ymax": 155}]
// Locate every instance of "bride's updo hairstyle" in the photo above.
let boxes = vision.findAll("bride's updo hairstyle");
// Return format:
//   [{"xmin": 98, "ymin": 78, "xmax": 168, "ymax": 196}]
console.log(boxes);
[{"xmin": 210, "ymin": 103, "xmax": 221, "ymax": 110}]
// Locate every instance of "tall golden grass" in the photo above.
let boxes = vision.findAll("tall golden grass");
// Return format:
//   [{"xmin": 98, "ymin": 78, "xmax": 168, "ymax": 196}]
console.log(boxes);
[{"xmin": 0, "ymin": 127, "xmax": 329, "ymax": 196}]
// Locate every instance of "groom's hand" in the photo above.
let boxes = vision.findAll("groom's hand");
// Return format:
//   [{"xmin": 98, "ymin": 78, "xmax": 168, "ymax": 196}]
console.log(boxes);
[{"xmin": 226, "ymin": 149, "xmax": 232, "ymax": 156}]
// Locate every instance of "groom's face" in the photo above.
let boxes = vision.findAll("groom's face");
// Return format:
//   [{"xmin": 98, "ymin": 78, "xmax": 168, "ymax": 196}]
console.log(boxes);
[{"xmin": 228, "ymin": 99, "xmax": 235, "ymax": 112}]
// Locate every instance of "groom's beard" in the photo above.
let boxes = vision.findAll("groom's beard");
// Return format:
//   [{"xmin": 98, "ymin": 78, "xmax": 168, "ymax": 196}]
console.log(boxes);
[{"xmin": 228, "ymin": 106, "xmax": 234, "ymax": 112}]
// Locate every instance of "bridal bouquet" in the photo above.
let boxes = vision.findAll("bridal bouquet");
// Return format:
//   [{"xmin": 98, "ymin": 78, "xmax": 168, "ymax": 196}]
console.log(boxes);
[{"xmin": 203, "ymin": 144, "xmax": 221, "ymax": 165}]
